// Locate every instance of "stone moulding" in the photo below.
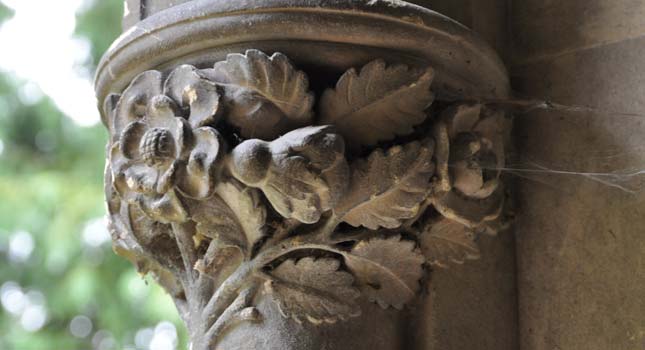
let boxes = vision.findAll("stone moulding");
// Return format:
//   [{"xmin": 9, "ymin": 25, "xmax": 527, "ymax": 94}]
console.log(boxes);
[
  {"xmin": 96, "ymin": 1, "xmax": 510, "ymax": 349},
  {"xmin": 95, "ymin": 0, "xmax": 509, "ymax": 118}
]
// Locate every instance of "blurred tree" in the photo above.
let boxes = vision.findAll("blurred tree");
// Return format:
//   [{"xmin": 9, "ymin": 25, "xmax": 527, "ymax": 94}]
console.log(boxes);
[
  {"xmin": 0, "ymin": 2, "xmax": 12, "ymax": 23},
  {"xmin": 0, "ymin": 0, "xmax": 188, "ymax": 349},
  {"xmin": 75, "ymin": 0, "xmax": 124, "ymax": 69}
]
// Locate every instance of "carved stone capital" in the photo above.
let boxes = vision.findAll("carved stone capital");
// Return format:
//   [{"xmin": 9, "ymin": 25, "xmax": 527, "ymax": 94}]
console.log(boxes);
[{"xmin": 97, "ymin": 1, "xmax": 510, "ymax": 349}]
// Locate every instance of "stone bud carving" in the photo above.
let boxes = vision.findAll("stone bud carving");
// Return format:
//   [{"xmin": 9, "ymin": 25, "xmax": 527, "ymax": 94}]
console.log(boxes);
[
  {"xmin": 102, "ymin": 50, "xmax": 508, "ymax": 348},
  {"xmin": 229, "ymin": 125, "xmax": 349, "ymax": 224}
]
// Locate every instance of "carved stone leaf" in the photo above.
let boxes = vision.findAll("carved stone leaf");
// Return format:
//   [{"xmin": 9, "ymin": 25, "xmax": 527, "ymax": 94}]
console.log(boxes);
[
  {"xmin": 266, "ymin": 257, "xmax": 361, "ymax": 324},
  {"xmin": 419, "ymin": 218, "xmax": 480, "ymax": 268},
  {"xmin": 190, "ymin": 181, "xmax": 266, "ymax": 252},
  {"xmin": 343, "ymin": 236, "xmax": 424, "ymax": 310},
  {"xmin": 127, "ymin": 201, "xmax": 173, "ymax": 246},
  {"xmin": 112, "ymin": 240, "xmax": 184, "ymax": 298},
  {"xmin": 208, "ymin": 49, "xmax": 314, "ymax": 139},
  {"xmin": 135, "ymin": 190, "xmax": 189, "ymax": 224},
  {"xmin": 109, "ymin": 201, "xmax": 183, "ymax": 298},
  {"xmin": 215, "ymin": 181, "xmax": 267, "ymax": 246},
  {"xmin": 319, "ymin": 59, "xmax": 434, "ymax": 148},
  {"xmin": 335, "ymin": 140, "xmax": 434, "ymax": 230}
]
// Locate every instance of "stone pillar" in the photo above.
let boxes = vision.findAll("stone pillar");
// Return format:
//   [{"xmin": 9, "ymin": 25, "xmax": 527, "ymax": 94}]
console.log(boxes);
[
  {"xmin": 511, "ymin": 1, "xmax": 645, "ymax": 349},
  {"xmin": 411, "ymin": 0, "xmax": 508, "ymax": 58},
  {"xmin": 404, "ymin": 2, "xmax": 518, "ymax": 350},
  {"xmin": 96, "ymin": 1, "xmax": 512, "ymax": 349}
]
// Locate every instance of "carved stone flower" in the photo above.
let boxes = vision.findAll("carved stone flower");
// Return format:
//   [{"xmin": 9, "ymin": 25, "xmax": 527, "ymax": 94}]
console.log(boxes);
[
  {"xmin": 109, "ymin": 69, "xmax": 224, "ymax": 224},
  {"xmin": 445, "ymin": 104, "xmax": 503, "ymax": 198},
  {"xmin": 432, "ymin": 103, "xmax": 505, "ymax": 228}
]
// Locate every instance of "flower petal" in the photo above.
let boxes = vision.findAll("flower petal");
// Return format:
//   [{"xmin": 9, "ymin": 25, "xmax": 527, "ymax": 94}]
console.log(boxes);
[
  {"xmin": 146, "ymin": 95, "xmax": 181, "ymax": 128},
  {"xmin": 432, "ymin": 187, "xmax": 504, "ymax": 228},
  {"xmin": 113, "ymin": 71, "xmax": 163, "ymax": 136},
  {"xmin": 143, "ymin": 95, "xmax": 193, "ymax": 159},
  {"xmin": 157, "ymin": 161, "xmax": 178, "ymax": 194},
  {"xmin": 136, "ymin": 191, "xmax": 188, "ymax": 224},
  {"xmin": 452, "ymin": 160, "xmax": 484, "ymax": 196},
  {"xmin": 444, "ymin": 104, "xmax": 481, "ymax": 137},
  {"xmin": 471, "ymin": 179, "xmax": 499, "ymax": 199},
  {"xmin": 176, "ymin": 127, "xmax": 223, "ymax": 198},
  {"xmin": 119, "ymin": 121, "xmax": 147, "ymax": 159},
  {"xmin": 109, "ymin": 142, "xmax": 135, "ymax": 198},
  {"xmin": 124, "ymin": 163, "xmax": 160, "ymax": 194},
  {"xmin": 165, "ymin": 65, "xmax": 222, "ymax": 128},
  {"xmin": 475, "ymin": 110, "xmax": 505, "ymax": 169},
  {"xmin": 103, "ymin": 94, "xmax": 121, "ymax": 140},
  {"xmin": 450, "ymin": 133, "xmax": 481, "ymax": 161},
  {"xmin": 171, "ymin": 117, "xmax": 192, "ymax": 159}
]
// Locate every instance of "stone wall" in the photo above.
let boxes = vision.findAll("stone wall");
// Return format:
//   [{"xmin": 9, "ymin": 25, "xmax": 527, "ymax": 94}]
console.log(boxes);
[{"xmin": 511, "ymin": 1, "xmax": 645, "ymax": 349}]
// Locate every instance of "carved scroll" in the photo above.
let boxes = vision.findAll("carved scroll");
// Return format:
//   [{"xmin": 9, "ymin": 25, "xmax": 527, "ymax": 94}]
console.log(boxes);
[{"xmin": 102, "ymin": 50, "xmax": 507, "ymax": 348}]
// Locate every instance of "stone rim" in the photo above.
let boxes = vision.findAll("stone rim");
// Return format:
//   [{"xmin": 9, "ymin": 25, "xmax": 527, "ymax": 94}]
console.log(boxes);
[{"xmin": 95, "ymin": 0, "xmax": 509, "ymax": 124}]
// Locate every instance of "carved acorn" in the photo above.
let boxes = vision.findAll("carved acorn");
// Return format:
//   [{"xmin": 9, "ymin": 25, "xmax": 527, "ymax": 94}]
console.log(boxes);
[{"xmin": 229, "ymin": 126, "xmax": 349, "ymax": 224}]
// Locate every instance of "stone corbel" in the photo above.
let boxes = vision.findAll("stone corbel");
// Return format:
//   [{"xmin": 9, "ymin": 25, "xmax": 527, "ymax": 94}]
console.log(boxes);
[{"xmin": 97, "ymin": 1, "xmax": 510, "ymax": 349}]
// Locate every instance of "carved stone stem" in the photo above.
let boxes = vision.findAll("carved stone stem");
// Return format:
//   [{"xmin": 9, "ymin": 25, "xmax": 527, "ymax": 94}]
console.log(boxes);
[
  {"xmin": 172, "ymin": 223, "xmax": 198, "ymax": 281},
  {"xmin": 203, "ymin": 284, "xmax": 260, "ymax": 346},
  {"xmin": 97, "ymin": 1, "xmax": 510, "ymax": 349}
]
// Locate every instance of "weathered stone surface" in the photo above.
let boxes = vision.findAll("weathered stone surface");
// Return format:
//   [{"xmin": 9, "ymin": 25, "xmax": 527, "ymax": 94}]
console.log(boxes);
[
  {"xmin": 96, "ymin": 0, "xmax": 509, "ymax": 111},
  {"xmin": 217, "ymin": 298, "xmax": 402, "ymax": 350},
  {"xmin": 407, "ymin": 231, "xmax": 518, "ymax": 350},
  {"xmin": 124, "ymin": 0, "xmax": 192, "ymax": 29},
  {"xmin": 103, "ymin": 49, "xmax": 507, "ymax": 350},
  {"xmin": 412, "ymin": 0, "xmax": 508, "ymax": 58},
  {"xmin": 100, "ymin": 1, "xmax": 513, "ymax": 349},
  {"xmin": 512, "ymin": 1, "xmax": 645, "ymax": 349},
  {"xmin": 511, "ymin": 0, "xmax": 645, "ymax": 65},
  {"xmin": 406, "ymin": 2, "xmax": 518, "ymax": 349},
  {"xmin": 108, "ymin": 1, "xmax": 645, "ymax": 349}
]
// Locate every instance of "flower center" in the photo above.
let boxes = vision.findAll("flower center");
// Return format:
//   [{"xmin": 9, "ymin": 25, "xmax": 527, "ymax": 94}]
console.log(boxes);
[{"xmin": 140, "ymin": 127, "xmax": 175, "ymax": 165}]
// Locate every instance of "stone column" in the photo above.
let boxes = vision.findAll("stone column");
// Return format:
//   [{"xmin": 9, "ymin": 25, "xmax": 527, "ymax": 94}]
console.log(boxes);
[
  {"xmin": 405, "ymin": 2, "xmax": 518, "ymax": 350},
  {"xmin": 511, "ymin": 1, "xmax": 645, "ymax": 349},
  {"xmin": 96, "ymin": 1, "xmax": 511, "ymax": 349}
]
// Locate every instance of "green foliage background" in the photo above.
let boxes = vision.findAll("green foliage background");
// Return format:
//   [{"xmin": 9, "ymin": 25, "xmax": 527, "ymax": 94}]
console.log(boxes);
[{"xmin": 0, "ymin": 1, "xmax": 188, "ymax": 348}]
